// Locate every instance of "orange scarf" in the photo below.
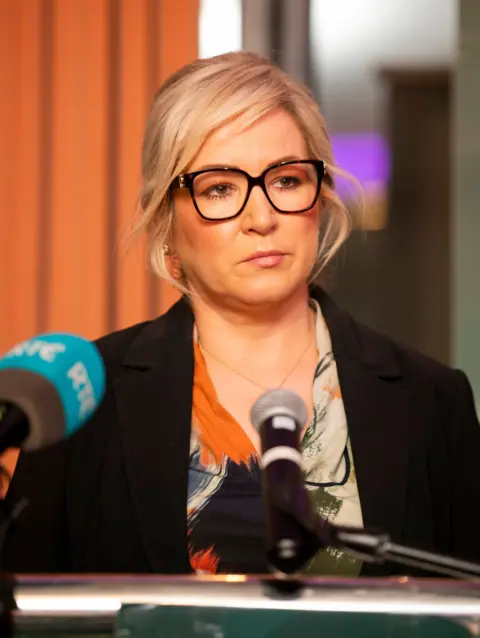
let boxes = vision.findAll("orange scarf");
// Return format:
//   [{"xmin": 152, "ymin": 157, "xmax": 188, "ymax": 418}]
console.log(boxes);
[{"xmin": 192, "ymin": 341, "xmax": 256, "ymax": 467}]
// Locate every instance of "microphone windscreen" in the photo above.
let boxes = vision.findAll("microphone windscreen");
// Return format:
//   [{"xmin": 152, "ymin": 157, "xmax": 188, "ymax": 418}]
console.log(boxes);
[
  {"xmin": 0, "ymin": 333, "xmax": 105, "ymax": 451},
  {"xmin": 250, "ymin": 388, "xmax": 307, "ymax": 433}
]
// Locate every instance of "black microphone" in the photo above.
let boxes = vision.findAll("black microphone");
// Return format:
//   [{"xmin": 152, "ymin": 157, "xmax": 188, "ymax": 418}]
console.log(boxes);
[
  {"xmin": 251, "ymin": 388, "xmax": 332, "ymax": 574},
  {"xmin": 252, "ymin": 389, "xmax": 480, "ymax": 580},
  {"xmin": 0, "ymin": 333, "xmax": 106, "ymax": 455}
]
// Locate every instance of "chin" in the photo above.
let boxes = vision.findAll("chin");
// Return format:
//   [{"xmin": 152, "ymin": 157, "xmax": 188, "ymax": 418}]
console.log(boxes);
[{"xmin": 234, "ymin": 273, "xmax": 305, "ymax": 307}]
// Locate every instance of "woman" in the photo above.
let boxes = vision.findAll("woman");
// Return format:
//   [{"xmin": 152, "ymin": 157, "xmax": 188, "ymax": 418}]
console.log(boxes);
[{"xmin": 2, "ymin": 51, "xmax": 480, "ymax": 577}]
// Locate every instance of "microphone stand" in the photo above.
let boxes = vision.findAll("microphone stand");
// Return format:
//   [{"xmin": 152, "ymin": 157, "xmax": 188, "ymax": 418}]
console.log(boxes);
[
  {"xmin": 329, "ymin": 525, "xmax": 480, "ymax": 580},
  {"xmin": 271, "ymin": 492, "xmax": 480, "ymax": 580},
  {"xmin": 0, "ymin": 497, "xmax": 28, "ymax": 638},
  {"xmin": 0, "ymin": 575, "xmax": 15, "ymax": 638}
]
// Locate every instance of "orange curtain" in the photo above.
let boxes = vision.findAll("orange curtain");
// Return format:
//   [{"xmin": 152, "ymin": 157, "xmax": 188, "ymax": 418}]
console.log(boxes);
[{"xmin": 0, "ymin": 0, "xmax": 197, "ymax": 352}]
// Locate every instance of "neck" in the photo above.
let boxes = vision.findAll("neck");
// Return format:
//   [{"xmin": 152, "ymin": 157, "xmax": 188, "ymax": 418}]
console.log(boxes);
[{"xmin": 192, "ymin": 286, "xmax": 314, "ymax": 366}]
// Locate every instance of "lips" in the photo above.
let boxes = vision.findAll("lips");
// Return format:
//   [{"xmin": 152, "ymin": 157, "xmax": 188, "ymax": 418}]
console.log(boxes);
[
  {"xmin": 244, "ymin": 250, "xmax": 285, "ymax": 262},
  {"xmin": 243, "ymin": 250, "xmax": 286, "ymax": 268}
]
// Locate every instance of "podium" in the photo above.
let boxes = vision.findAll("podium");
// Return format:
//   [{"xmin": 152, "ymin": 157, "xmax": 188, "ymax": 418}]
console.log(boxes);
[{"xmin": 10, "ymin": 575, "xmax": 480, "ymax": 637}]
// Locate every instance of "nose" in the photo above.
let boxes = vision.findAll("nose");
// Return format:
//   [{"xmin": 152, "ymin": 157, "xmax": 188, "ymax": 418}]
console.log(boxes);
[{"xmin": 240, "ymin": 184, "xmax": 278, "ymax": 235}]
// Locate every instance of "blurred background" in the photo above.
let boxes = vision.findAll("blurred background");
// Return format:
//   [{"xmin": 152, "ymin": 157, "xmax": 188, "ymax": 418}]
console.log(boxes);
[{"xmin": 1, "ymin": 0, "xmax": 479, "ymax": 410}]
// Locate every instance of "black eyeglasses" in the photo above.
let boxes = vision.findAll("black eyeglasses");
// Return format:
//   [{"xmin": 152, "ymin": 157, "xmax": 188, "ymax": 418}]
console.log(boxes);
[{"xmin": 171, "ymin": 159, "xmax": 325, "ymax": 221}]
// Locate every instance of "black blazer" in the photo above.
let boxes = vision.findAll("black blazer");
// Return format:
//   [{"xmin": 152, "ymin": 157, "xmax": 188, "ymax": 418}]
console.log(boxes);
[{"xmin": 3, "ymin": 288, "xmax": 480, "ymax": 576}]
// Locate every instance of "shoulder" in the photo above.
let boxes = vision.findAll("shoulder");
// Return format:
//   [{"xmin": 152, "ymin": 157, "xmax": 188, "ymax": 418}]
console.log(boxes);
[
  {"xmin": 356, "ymin": 320, "xmax": 457, "ymax": 382},
  {"xmin": 353, "ymin": 320, "xmax": 476, "ymax": 414},
  {"xmin": 316, "ymin": 287, "xmax": 463, "ymax": 389},
  {"xmin": 92, "ymin": 297, "xmax": 192, "ymax": 373},
  {"xmin": 93, "ymin": 320, "xmax": 153, "ymax": 369},
  {"xmin": 351, "ymin": 321, "xmax": 480, "ymax": 466}
]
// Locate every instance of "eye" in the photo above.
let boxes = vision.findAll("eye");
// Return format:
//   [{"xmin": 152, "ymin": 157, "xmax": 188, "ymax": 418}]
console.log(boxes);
[
  {"xmin": 273, "ymin": 175, "xmax": 302, "ymax": 189},
  {"xmin": 201, "ymin": 183, "xmax": 236, "ymax": 199}
]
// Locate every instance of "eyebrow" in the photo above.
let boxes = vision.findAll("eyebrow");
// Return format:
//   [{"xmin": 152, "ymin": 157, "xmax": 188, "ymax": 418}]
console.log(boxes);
[{"xmin": 191, "ymin": 155, "xmax": 303, "ymax": 173}]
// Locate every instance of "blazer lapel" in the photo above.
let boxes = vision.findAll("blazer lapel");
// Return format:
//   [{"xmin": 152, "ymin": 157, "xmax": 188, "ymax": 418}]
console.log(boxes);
[
  {"xmin": 315, "ymin": 289, "xmax": 412, "ymax": 571},
  {"xmin": 114, "ymin": 298, "xmax": 194, "ymax": 573}
]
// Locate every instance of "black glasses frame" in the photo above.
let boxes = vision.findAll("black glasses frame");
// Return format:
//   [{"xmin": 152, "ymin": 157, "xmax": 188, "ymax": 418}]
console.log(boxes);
[{"xmin": 171, "ymin": 159, "xmax": 326, "ymax": 221}]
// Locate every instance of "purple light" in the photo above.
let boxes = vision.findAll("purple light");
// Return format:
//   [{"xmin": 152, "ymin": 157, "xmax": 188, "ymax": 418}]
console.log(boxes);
[{"xmin": 330, "ymin": 132, "xmax": 391, "ymax": 198}]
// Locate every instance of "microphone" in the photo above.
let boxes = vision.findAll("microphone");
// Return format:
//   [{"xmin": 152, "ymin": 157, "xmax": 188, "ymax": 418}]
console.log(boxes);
[
  {"xmin": 252, "ymin": 389, "xmax": 480, "ymax": 580},
  {"xmin": 251, "ymin": 388, "xmax": 330, "ymax": 574},
  {"xmin": 0, "ymin": 333, "xmax": 106, "ymax": 454}
]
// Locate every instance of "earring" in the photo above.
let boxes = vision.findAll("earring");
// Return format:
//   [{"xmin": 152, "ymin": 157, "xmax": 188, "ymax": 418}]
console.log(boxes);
[
  {"xmin": 171, "ymin": 258, "xmax": 183, "ymax": 281},
  {"xmin": 163, "ymin": 244, "xmax": 171, "ymax": 255}
]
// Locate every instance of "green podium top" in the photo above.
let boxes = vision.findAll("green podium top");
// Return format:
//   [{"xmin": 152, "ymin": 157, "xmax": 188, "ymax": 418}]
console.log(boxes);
[{"xmin": 11, "ymin": 575, "xmax": 480, "ymax": 638}]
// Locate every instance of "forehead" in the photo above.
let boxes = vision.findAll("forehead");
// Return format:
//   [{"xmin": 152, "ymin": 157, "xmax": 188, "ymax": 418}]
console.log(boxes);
[{"xmin": 189, "ymin": 109, "xmax": 308, "ymax": 173}]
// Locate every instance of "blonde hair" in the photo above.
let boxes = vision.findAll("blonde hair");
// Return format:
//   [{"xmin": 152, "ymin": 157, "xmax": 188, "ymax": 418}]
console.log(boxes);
[{"xmin": 133, "ymin": 51, "xmax": 353, "ymax": 291}]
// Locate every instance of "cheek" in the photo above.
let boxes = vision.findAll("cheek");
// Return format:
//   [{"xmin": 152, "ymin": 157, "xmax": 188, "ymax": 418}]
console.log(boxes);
[
  {"xmin": 173, "ymin": 200, "xmax": 238, "ymax": 263},
  {"xmin": 290, "ymin": 206, "xmax": 321, "ymax": 259}
]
